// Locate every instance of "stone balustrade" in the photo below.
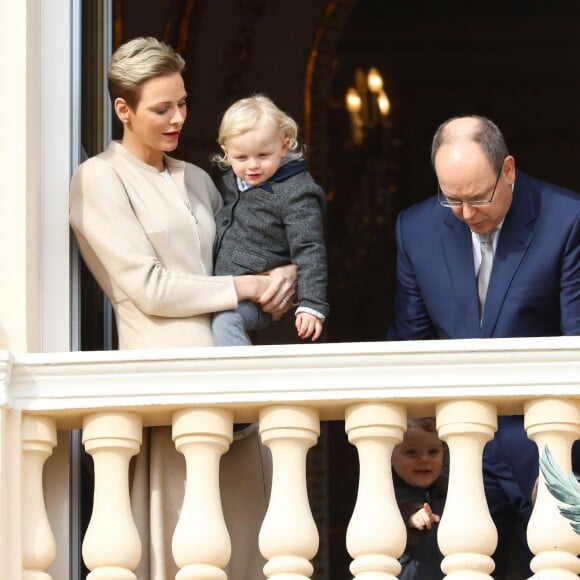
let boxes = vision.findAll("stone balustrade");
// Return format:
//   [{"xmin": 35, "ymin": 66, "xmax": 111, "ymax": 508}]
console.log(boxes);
[{"xmin": 1, "ymin": 336, "xmax": 580, "ymax": 579}]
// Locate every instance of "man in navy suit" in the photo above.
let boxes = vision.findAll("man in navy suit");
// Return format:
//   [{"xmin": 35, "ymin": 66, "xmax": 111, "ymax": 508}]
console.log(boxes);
[{"xmin": 387, "ymin": 115, "xmax": 580, "ymax": 578}]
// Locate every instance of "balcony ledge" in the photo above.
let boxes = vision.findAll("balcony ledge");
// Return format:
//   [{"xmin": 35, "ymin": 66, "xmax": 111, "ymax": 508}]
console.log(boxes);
[{"xmin": 1, "ymin": 335, "xmax": 579, "ymax": 428}]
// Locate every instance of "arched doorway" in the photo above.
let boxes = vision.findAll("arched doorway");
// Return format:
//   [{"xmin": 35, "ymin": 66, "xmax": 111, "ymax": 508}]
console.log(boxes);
[{"xmin": 319, "ymin": 0, "xmax": 580, "ymax": 345}]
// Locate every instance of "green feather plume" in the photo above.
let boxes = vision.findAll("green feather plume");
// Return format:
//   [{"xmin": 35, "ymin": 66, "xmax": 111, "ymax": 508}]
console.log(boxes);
[{"xmin": 539, "ymin": 445, "xmax": 580, "ymax": 534}]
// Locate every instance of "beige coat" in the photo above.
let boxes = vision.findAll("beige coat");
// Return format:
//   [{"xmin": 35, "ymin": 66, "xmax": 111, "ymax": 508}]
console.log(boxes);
[
  {"xmin": 70, "ymin": 141, "xmax": 238, "ymax": 348},
  {"xmin": 70, "ymin": 142, "xmax": 270, "ymax": 579}
]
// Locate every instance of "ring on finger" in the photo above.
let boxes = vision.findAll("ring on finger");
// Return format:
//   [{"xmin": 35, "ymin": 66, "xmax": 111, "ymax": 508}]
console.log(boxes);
[{"xmin": 282, "ymin": 297, "xmax": 289, "ymax": 305}]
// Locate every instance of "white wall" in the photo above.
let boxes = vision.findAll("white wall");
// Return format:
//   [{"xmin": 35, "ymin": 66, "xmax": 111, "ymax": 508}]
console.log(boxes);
[
  {"xmin": 0, "ymin": 0, "xmax": 72, "ymax": 354},
  {"xmin": 0, "ymin": 1, "xmax": 42, "ymax": 352},
  {"xmin": 41, "ymin": 0, "xmax": 75, "ymax": 354},
  {"xmin": 0, "ymin": 0, "xmax": 76, "ymax": 577}
]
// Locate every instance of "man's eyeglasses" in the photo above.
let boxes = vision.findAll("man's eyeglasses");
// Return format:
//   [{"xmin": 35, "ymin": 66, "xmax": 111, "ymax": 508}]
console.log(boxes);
[{"xmin": 438, "ymin": 165, "xmax": 503, "ymax": 208}]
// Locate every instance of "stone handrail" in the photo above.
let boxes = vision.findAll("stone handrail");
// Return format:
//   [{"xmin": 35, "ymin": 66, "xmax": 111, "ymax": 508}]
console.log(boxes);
[{"xmin": 1, "ymin": 336, "xmax": 580, "ymax": 579}]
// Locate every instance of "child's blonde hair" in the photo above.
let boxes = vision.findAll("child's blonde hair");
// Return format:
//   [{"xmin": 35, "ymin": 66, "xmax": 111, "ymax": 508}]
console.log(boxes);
[{"xmin": 212, "ymin": 94, "xmax": 304, "ymax": 169}]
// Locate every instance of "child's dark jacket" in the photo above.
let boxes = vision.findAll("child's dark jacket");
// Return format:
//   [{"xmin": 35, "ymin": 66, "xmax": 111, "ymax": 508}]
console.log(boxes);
[
  {"xmin": 214, "ymin": 159, "xmax": 329, "ymax": 317},
  {"xmin": 394, "ymin": 472, "xmax": 448, "ymax": 580}
]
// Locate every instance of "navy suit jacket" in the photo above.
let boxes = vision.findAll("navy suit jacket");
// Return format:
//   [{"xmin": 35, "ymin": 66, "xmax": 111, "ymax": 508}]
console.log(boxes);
[{"xmin": 387, "ymin": 170, "xmax": 580, "ymax": 340}]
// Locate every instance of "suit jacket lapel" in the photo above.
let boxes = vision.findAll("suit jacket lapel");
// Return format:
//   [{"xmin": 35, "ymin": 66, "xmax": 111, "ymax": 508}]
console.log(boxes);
[
  {"xmin": 481, "ymin": 175, "xmax": 537, "ymax": 336},
  {"xmin": 441, "ymin": 213, "xmax": 481, "ymax": 337}
]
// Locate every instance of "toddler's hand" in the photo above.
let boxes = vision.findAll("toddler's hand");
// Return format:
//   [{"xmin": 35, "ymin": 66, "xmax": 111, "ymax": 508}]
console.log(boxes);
[
  {"xmin": 296, "ymin": 312, "xmax": 323, "ymax": 341},
  {"xmin": 408, "ymin": 503, "xmax": 440, "ymax": 530}
]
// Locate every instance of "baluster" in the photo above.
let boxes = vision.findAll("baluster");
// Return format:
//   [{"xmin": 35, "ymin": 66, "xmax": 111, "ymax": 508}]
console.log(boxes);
[
  {"xmin": 436, "ymin": 400, "xmax": 496, "ymax": 579},
  {"xmin": 525, "ymin": 398, "xmax": 580, "ymax": 579},
  {"xmin": 345, "ymin": 402, "xmax": 407, "ymax": 579},
  {"xmin": 82, "ymin": 412, "xmax": 142, "ymax": 580},
  {"xmin": 172, "ymin": 407, "xmax": 233, "ymax": 580},
  {"xmin": 259, "ymin": 405, "xmax": 320, "ymax": 579},
  {"xmin": 21, "ymin": 414, "xmax": 57, "ymax": 580}
]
